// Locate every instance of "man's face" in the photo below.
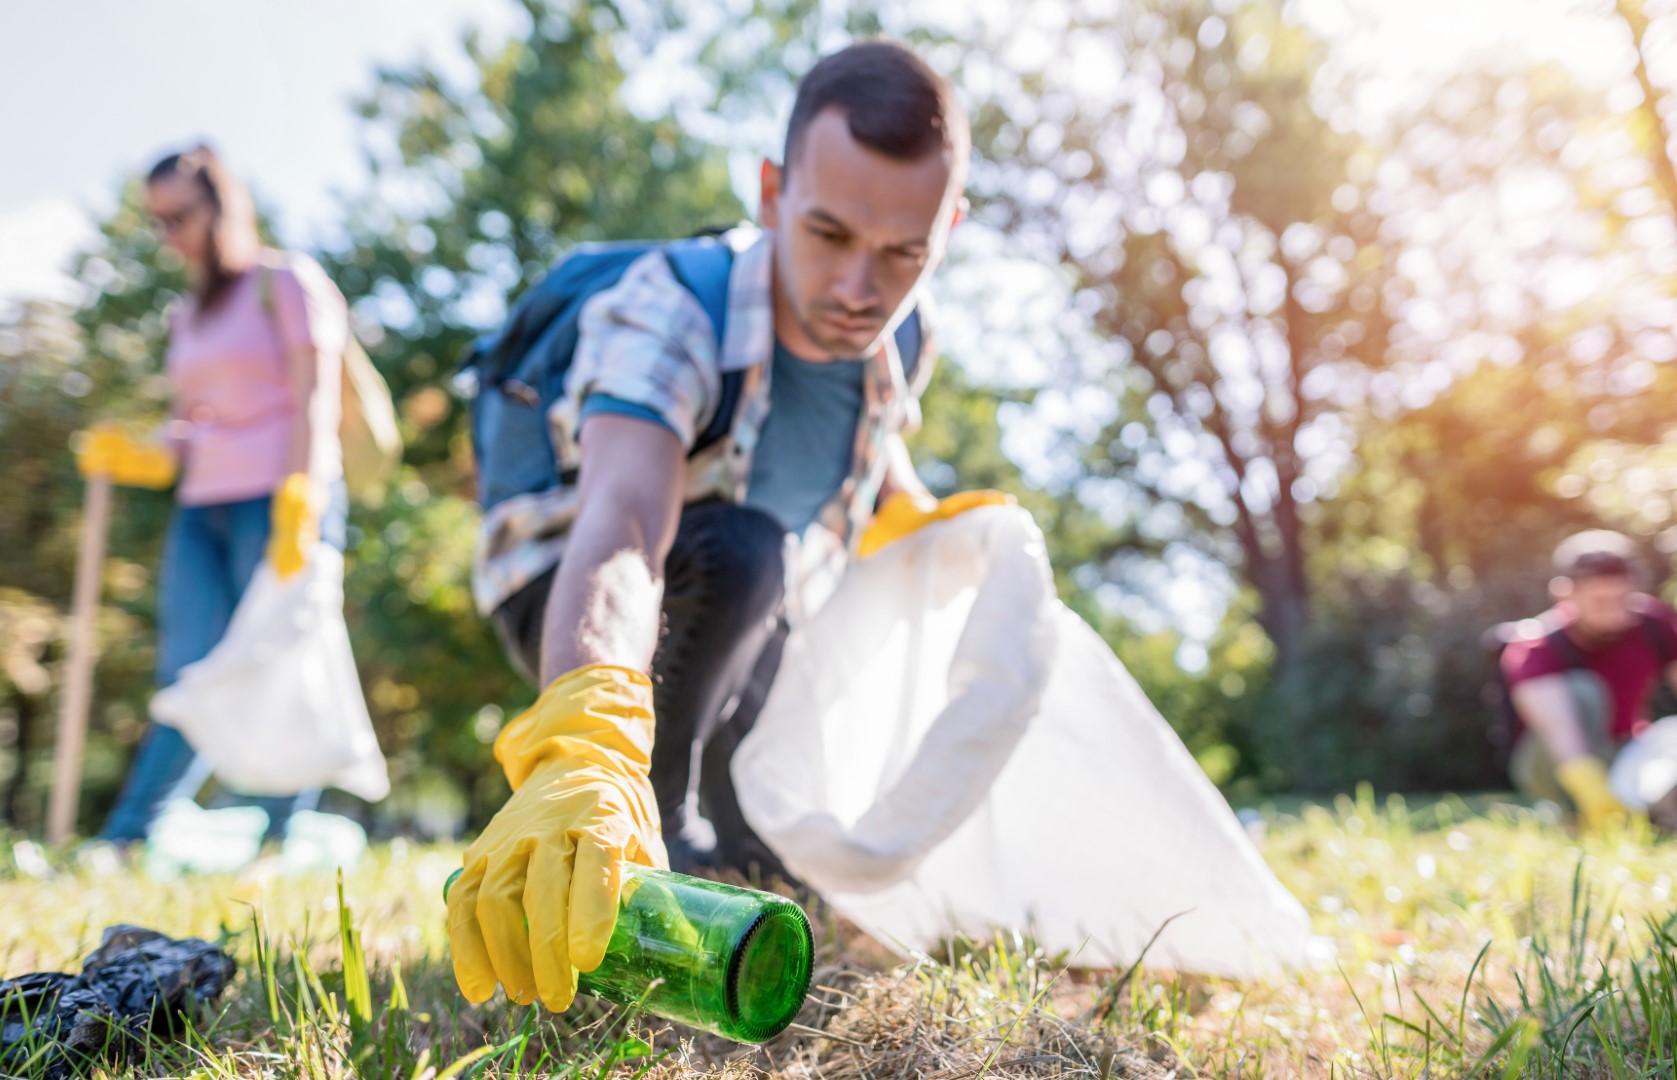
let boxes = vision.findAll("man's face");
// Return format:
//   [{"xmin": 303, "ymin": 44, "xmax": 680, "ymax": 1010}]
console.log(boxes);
[
  {"xmin": 760, "ymin": 107, "xmax": 960, "ymax": 359},
  {"xmin": 1566, "ymin": 574, "xmax": 1639, "ymax": 639}
]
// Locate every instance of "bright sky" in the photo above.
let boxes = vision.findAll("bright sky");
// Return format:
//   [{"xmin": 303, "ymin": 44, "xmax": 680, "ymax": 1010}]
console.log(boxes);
[
  {"xmin": 0, "ymin": 0, "xmax": 525, "ymax": 302},
  {"xmin": 0, "ymin": 0, "xmax": 1634, "ymax": 305}
]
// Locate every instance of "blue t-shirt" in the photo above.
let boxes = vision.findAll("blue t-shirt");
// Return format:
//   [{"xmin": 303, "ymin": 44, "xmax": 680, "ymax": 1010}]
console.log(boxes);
[{"xmin": 580, "ymin": 340, "xmax": 863, "ymax": 535}]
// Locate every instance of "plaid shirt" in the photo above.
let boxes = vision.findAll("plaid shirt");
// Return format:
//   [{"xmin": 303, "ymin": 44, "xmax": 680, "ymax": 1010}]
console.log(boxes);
[{"xmin": 472, "ymin": 225, "xmax": 932, "ymax": 619}]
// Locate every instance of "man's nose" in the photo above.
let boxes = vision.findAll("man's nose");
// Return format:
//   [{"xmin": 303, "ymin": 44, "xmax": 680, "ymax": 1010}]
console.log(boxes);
[{"xmin": 831, "ymin": 250, "xmax": 879, "ymax": 311}]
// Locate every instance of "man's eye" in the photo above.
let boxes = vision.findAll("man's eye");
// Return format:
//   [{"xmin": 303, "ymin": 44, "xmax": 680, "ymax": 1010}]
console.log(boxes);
[{"xmin": 809, "ymin": 227, "xmax": 843, "ymax": 243}]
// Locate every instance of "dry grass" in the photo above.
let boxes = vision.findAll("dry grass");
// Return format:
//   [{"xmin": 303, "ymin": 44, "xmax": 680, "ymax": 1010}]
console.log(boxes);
[{"xmin": 0, "ymin": 791, "xmax": 1671, "ymax": 1077}]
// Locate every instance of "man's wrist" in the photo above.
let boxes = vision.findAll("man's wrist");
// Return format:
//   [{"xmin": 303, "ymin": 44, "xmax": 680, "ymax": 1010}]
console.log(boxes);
[{"xmin": 494, "ymin": 664, "xmax": 657, "ymax": 789}]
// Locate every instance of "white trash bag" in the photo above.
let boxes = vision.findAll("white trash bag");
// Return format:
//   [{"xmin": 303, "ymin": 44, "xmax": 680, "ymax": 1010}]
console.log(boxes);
[
  {"xmin": 734, "ymin": 504, "xmax": 1310, "ymax": 980},
  {"xmin": 1611, "ymin": 716, "xmax": 1677, "ymax": 811},
  {"xmin": 151, "ymin": 548, "xmax": 389, "ymax": 801}
]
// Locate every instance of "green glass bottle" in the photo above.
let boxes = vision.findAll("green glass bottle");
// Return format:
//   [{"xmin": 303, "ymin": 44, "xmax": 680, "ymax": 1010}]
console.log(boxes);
[{"xmin": 444, "ymin": 864, "xmax": 813, "ymax": 1042}]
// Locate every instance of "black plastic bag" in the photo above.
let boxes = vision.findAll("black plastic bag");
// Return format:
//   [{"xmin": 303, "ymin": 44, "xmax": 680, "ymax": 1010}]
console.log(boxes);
[{"xmin": 0, "ymin": 925, "xmax": 236, "ymax": 1077}]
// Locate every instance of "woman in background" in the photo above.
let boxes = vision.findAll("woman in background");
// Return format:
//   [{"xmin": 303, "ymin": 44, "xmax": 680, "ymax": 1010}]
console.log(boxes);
[{"xmin": 77, "ymin": 145, "xmax": 349, "ymax": 844}]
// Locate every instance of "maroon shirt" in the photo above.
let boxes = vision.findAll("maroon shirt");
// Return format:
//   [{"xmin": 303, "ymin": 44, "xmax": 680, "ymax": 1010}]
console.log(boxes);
[{"xmin": 1502, "ymin": 595, "xmax": 1677, "ymax": 740}]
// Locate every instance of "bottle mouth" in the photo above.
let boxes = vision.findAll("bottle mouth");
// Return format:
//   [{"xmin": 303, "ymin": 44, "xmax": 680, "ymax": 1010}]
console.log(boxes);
[{"xmin": 726, "ymin": 903, "xmax": 814, "ymax": 1042}]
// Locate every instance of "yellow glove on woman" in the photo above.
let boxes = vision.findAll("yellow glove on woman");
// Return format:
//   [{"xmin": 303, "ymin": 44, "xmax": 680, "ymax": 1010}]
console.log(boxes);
[
  {"xmin": 74, "ymin": 424, "xmax": 177, "ymax": 489},
  {"xmin": 858, "ymin": 489, "xmax": 1015, "ymax": 558},
  {"xmin": 449, "ymin": 665, "xmax": 667, "ymax": 1011},
  {"xmin": 1556, "ymin": 757, "xmax": 1631, "ymax": 831},
  {"xmin": 266, "ymin": 474, "xmax": 324, "ymax": 579}
]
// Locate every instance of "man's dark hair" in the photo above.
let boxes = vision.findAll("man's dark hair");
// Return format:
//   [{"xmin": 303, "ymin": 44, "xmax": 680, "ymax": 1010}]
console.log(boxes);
[
  {"xmin": 1554, "ymin": 529, "xmax": 1639, "ymax": 581},
  {"xmin": 783, "ymin": 40, "xmax": 969, "ymax": 188}
]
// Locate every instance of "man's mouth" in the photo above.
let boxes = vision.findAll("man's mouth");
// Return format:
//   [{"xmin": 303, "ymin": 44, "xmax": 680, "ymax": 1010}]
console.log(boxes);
[{"xmin": 822, "ymin": 311, "xmax": 879, "ymax": 336}]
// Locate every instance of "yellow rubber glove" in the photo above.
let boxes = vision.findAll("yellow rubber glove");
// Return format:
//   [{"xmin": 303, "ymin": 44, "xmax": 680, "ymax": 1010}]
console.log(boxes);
[
  {"xmin": 448, "ymin": 665, "xmax": 667, "ymax": 1011},
  {"xmin": 266, "ymin": 474, "xmax": 324, "ymax": 580},
  {"xmin": 858, "ymin": 489, "xmax": 1015, "ymax": 558},
  {"xmin": 1556, "ymin": 757, "xmax": 1631, "ymax": 831},
  {"xmin": 73, "ymin": 424, "xmax": 177, "ymax": 489}
]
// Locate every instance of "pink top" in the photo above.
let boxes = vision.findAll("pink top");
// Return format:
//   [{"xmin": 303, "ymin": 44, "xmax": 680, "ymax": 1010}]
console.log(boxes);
[{"xmin": 166, "ymin": 250, "xmax": 346, "ymax": 506}]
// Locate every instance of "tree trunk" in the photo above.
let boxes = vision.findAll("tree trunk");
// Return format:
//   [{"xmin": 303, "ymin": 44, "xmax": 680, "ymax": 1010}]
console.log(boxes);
[
  {"xmin": 1620, "ymin": 0, "xmax": 1677, "ymax": 210},
  {"xmin": 7, "ymin": 690, "xmax": 36, "ymax": 829},
  {"xmin": 1252, "ymin": 557, "xmax": 1311, "ymax": 675}
]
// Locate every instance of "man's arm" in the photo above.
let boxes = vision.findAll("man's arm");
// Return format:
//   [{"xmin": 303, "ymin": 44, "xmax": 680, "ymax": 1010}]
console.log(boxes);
[
  {"xmin": 1510, "ymin": 674, "xmax": 1591, "ymax": 764},
  {"xmin": 539, "ymin": 413, "xmax": 685, "ymax": 684}
]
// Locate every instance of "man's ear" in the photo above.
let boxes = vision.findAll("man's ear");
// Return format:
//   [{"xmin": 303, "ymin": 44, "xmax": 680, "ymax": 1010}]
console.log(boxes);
[
  {"xmin": 928, "ymin": 195, "xmax": 968, "ymax": 269},
  {"xmin": 1550, "ymin": 576, "xmax": 1574, "ymax": 601},
  {"xmin": 759, "ymin": 158, "xmax": 784, "ymax": 230}
]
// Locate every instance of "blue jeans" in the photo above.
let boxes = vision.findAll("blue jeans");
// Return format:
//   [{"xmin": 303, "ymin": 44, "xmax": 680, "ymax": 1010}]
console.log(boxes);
[{"xmin": 100, "ymin": 485, "xmax": 348, "ymax": 843}]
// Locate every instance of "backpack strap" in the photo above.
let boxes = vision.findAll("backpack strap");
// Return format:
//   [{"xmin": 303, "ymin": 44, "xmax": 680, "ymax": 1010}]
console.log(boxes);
[
  {"xmin": 663, "ymin": 240, "xmax": 732, "ymax": 344},
  {"xmin": 252, "ymin": 259, "xmax": 295, "ymax": 350},
  {"xmin": 664, "ymin": 240, "xmax": 738, "ymax": 451}
]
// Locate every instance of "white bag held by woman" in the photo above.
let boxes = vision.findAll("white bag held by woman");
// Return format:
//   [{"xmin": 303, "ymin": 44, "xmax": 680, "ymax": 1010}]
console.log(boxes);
[
  {"xmin": 150, "ymin": 548, "xmax": 389, "ymax": 801},
  {"xmin": 733, "ymin": 504, "xmax": 1309, "ymax": 980}
]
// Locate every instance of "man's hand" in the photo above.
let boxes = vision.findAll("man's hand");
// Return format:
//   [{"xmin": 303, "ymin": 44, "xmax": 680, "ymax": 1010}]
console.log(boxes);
[
  {"xmin": 74, "ymin": 423, "xmax": 178, "ymax": 489},
  {"xmin": 449, "ymin": 665, "xmax": 668, "ymax": 1010},
  {"xmin": 859, "ymin": 489, "xmax": 1015, "ymax": 558},
  {"xmin": 1556, "ymin": 756, "xmax": 1632, "ymax": 831}
]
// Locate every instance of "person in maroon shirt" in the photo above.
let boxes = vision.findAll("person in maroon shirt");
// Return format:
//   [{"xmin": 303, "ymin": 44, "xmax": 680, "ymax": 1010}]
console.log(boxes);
[{"xmin": 1502, "ymin": 530, "xmax": 1677, "ymax": 828}]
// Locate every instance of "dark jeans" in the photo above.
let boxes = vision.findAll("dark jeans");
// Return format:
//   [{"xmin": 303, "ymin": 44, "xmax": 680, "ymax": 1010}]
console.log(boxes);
[
  {"xmin": 100, "ymin": 485, "xmax": 348, "ymax": 843},
  {"xmin": 492, "ymin": 501, "xmax": 790, "ymax": 878}
]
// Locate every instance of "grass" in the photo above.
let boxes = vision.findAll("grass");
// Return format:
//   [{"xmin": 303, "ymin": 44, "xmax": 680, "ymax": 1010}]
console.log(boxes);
[{"xmin": 0, "ymin": 790, "xmax": 1670, "ymax": 1077}]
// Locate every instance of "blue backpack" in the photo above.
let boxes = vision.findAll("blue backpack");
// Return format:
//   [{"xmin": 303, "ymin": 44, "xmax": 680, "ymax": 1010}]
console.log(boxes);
[{"xmin": 464, "ymin": 233, "xmax": 924, "ymax": 513}]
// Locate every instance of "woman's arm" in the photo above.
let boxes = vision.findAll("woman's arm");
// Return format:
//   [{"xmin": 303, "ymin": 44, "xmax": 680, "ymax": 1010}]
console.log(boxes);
[{"xmin": 284, "ymin": 339, "xmax": 327, "ymax": 479}]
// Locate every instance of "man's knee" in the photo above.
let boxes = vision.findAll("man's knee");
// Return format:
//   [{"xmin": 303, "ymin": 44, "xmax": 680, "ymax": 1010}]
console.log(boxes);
[
  {"xmin": 488, "ymin": 503, "xmax": 786, "ymax": 686},
  {"xmin": 666, "ymin": 502, "xmax": 787, "ymax": 628}
]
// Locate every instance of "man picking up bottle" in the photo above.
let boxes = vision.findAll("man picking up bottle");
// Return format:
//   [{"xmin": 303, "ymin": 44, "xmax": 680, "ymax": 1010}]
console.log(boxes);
[{"xmin": 448, "ymin": 41, "xmax": 1007, "ymax": 1012}]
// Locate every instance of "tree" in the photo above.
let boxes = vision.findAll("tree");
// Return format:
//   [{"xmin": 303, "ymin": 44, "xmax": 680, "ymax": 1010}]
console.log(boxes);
[
  {"xmin": 313, "ymin": 0, "xmax": 751, "ymax": 825},
  {"xmin": 953, "ymin": 0, "xmax": 1391, "ymax": 674}
]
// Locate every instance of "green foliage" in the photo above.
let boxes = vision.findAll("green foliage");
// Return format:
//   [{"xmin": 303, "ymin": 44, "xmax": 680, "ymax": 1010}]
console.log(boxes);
[
  {"xmin": 1108, "ymin": 603, "xmax": 1276, "ymax": 794},
  {"xmin": 1254, "ymin": 572, "xmax": 1512, "ymax": 793},
  {"xmin": 962, "ymin": 0, "xmax": 1384, "ymax": 666},
  {"xmin": 313, "ymin": 0, "xmax": 750, "ymax": 829},
  {"xmin": 0, "ymin": 179, "xmax": 186, "ymax": 828}
]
